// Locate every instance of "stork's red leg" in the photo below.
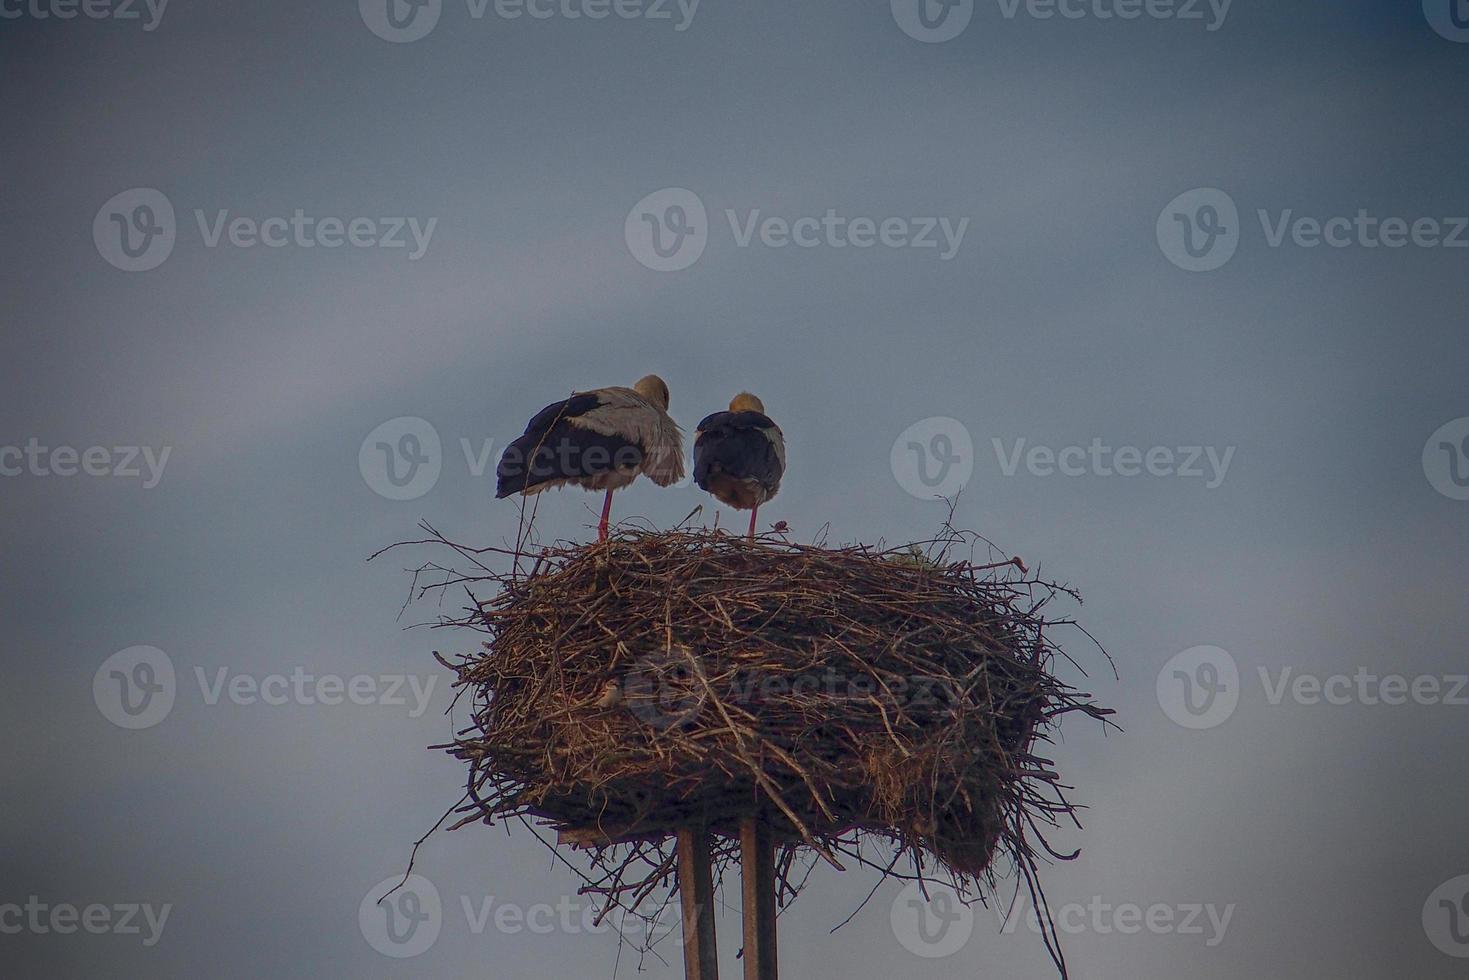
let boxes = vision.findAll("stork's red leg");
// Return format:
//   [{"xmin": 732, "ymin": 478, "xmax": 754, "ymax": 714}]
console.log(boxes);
[
  {"xmin": 747, "ymin": 504, "xmax": 758, "ymax": 542},
  {"xmin": 598, "ymin": 489, "xmax": 615, "ymax": 542}
]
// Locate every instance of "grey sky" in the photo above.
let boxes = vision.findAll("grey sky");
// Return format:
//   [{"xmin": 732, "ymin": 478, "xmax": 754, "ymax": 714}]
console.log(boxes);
[{"xmin": 3, "ymin": 1, "xmax": 1468, "ymax": 977}]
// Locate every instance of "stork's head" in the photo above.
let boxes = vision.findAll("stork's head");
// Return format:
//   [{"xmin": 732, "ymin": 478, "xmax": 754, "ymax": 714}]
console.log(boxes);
[
  {"xmin": 633, "ymin": 374, "xmax": 671, "ymax": 411},
  {"xmin": 729, "ymin": 392, "xmax": 765, "ymax": 414}
]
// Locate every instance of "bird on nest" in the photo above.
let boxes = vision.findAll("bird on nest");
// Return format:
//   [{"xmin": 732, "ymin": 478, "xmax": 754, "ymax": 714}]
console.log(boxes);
[
  {"xmin": 496, "ymin": 374, "xmax": 685, "ymax": 541},
  {"xmin": 693, "ymin": 392, "xmax": 785, "ymax": 540}
]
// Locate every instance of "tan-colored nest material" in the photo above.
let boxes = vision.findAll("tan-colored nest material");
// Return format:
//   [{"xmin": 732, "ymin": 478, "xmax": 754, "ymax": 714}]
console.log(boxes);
[{"xmin": 386, "ymin": 523, "xmax": 1112, "ymax": 976}]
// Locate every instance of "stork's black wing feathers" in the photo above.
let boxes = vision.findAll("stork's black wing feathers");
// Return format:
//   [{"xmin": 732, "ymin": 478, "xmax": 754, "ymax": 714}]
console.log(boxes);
[
  {"xmin": 523, "ymin": 392, "xmax": 602, "ymax": 434},
  {"xmin": 495, "ymin": 392, "xmax": 643, "ymax": 497},
  {"xmin": 695, "ymin": 410, "xmax": 776, "ymax": 432},
  {"xmin": 693, "ymin": 411, "xmax": 783, "ymax": 493}
]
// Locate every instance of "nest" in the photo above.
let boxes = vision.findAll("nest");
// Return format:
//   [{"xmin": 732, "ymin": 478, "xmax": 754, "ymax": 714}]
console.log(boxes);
[{"xmin": 386, "ymin": 524, "xmax": 1112, "ymax": 975}]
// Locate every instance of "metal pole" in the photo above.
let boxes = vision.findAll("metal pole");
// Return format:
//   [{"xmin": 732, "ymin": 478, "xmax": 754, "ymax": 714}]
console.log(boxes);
[
  {"xmin": 740, "ymin": 817, "xmax": 778, "ymax": 980},
  {"xmin": 677, "ymin": 825, "xmax": 720, "ymax": 980}
]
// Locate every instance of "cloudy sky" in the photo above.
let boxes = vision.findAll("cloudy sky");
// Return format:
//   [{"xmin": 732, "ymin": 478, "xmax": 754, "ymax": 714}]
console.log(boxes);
[{"xmin": 3, "ymin": 1, "xmax": 1468, "ymax": 977}]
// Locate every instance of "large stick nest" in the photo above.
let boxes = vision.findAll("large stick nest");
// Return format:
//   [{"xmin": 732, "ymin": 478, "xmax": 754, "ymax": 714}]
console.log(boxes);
[{"xmin": 388, "ymin": 523, "xmax": 1113, "ymax": 975}]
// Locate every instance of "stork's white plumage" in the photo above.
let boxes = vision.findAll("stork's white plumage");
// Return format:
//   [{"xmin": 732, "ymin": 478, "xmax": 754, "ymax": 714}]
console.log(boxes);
[
  {"xmin": 496, "ymin": 374, "xmax": 685, "ymax": 540},
  {"xmin": 693, "ymin": 392, "xmax": 785, "ymax": 540}
]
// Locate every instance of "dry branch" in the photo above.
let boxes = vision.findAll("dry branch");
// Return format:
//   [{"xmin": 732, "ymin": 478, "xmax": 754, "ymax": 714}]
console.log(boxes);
[{"xmin": 384, "ymin": 523, "xmax": 1115, "ymax": 978}]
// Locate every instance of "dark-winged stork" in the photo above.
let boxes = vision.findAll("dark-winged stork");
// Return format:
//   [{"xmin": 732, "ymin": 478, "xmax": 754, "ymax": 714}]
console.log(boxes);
[
  {"xmin": 496, "ymin": 374, "xmax": 685, "ymax": 540},
  {"xmin": 693, "ymin": 392, "xmax": 785, "ymax": 540}
]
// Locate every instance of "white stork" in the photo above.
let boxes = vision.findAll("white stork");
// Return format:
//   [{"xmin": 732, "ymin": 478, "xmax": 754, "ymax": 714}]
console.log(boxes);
[
  {"xmin": 693, "ymin": 392, "xmax": 785, "ymax": 540},
  {"xmin": 496, "ymin": 374, "xmax": 684, "ymax": 541}
]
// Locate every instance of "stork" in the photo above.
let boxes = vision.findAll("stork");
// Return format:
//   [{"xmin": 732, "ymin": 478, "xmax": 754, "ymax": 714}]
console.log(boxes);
[
  {"xmin": 496, "ymin": 374, "xmax": 684, "ymax": 541},
  {"xmin": 693, "ymin": 392, "xmax": 785, "ymax": 541}
]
